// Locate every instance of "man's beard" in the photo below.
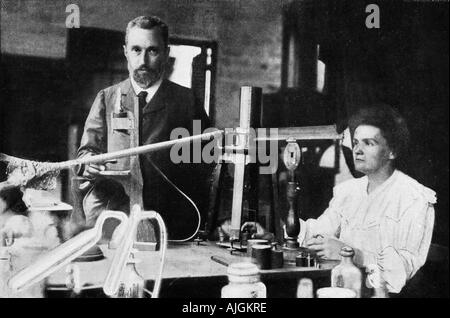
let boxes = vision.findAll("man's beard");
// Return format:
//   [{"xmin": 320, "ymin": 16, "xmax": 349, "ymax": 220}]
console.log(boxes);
[{"xmin": 133, "ymin": 66, "xmax": 162, "ymax": 88}]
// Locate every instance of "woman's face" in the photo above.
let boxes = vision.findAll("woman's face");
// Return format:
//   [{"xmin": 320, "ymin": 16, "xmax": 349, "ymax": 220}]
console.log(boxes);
[{"xmin": 352, "ymin": 125, "xmax": 395, "ymax": 175}]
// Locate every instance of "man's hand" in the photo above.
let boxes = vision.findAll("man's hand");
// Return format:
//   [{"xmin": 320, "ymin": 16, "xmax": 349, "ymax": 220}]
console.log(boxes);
[
  {"xmin": 241, "ymin": 222, "xmax": 265, "ymax": 236},
  {"xmin": 241, "ymin": 221, "xmax": 274, "ymax": 241},
  {"xmin": 82, "ymin": 163, "xmax": 106, "ymax": 180},
  {"xmin": 218, "ymin": 219, "xmax": 274, "ymax": 241},
  {"xmin": 306, "ymin": 235, "xmax": 345, "ymax": 260}
]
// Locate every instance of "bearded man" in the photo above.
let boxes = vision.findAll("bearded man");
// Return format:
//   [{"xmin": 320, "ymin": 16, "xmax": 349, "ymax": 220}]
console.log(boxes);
[{"xmin": 74, "ymin": 16, "xmax": 210, "ymax": 239}]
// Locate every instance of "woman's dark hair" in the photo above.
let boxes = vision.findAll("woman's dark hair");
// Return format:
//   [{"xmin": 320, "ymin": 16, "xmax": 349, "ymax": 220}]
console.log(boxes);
[{"xmin": 348, "ymin": 104, "xmax": 410, "ymax": 163}]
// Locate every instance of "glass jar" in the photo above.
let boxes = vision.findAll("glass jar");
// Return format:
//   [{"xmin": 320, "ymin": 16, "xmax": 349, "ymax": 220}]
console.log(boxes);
[
  {"xmin": 111, "ymin": 254, "xmax": 145, "ymax": 298},
  {"xmin": 221, "ymin": 262, "xmax": 266, "ymax": 298},
  {"xmin": 331, "ymin": 246, "xmax": 362, "ymax": 298},
  {"xmin": 297, "ymin": 278, "xmax": 313, "ymax": 298}
]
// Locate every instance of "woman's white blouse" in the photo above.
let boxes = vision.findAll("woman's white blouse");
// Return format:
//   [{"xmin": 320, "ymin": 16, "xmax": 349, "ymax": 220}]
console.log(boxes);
[{"xmin": 299, "ymin": 170, "xmax": 436, "ymax": 293}]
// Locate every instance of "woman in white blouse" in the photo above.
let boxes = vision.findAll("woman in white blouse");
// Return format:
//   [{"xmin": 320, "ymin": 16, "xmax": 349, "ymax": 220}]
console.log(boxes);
[{"xmin": 305, "ymin": 104, "xmax": 436, "ymax": 293}]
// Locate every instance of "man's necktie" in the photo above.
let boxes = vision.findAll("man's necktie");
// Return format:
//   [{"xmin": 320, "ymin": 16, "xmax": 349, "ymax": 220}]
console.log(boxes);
[
  {"xmin": 137, "ymin": 91, "xmax": 148, "ymax": 146},
  {"xmin": 136, "ymin": 91, "xmax": 154, "ymax": 242},
  {"xmin": 138, "ymin": 91, "xmax": 148, "ymax": 109}
]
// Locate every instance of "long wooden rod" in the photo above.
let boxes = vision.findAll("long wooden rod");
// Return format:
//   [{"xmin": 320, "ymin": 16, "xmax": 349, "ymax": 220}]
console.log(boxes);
[
  {"xmin": 255, "ymin": 125, "xmax": 342, "ymax": 141},
  {"xmin": 0, "ymin": 130, "xmax": 224, "ymax": 171}
]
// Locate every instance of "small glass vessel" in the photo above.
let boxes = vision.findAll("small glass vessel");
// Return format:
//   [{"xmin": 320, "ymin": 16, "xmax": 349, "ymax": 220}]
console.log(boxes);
[
  {"xmin": 297, "ymin": 278, "xmax": 313, "ymax": 298},
  {"xmin": 221, "ymin": 262, "xmax": 266, "ymax": 298},
  {"xmin": 112, "ymin": 253, "xmax": 145, "ymax": 298},
  {"xmin": 331, "ymin": 246, "xmax": 362, "ymax": 298}
]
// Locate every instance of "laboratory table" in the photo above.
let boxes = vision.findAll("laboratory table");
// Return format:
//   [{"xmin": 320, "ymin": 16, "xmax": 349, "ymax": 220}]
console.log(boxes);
[{"xmin": 45, "ymin": 241, "xmax": 334, "ymax": 298}]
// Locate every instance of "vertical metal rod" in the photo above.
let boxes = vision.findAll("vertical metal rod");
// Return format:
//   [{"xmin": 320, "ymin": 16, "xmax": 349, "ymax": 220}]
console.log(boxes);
[{"xmin": 229, "ymin": 87, "xmax": 262, "ymax": 240}]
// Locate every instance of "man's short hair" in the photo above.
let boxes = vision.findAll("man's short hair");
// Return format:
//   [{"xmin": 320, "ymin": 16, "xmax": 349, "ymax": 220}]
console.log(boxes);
[
  {"xmin": 348, "ymin": 103, "xmax": 410, "ymax": 163},
  {"xmin": 125, "ymin": 16, "xmax": 169, "ymax": 46}
]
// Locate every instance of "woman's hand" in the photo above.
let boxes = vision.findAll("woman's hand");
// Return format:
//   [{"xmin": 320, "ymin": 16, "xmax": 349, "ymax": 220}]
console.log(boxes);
[{"xmin": 306, "ymin": 235, "xmax": 345, "ymax": 260}]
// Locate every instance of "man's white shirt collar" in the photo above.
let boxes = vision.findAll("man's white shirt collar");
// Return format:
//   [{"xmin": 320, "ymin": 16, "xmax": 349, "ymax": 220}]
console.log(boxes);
[{"xmin": 130, "ymin": 77, "xmax": 163, "ymax": 103}]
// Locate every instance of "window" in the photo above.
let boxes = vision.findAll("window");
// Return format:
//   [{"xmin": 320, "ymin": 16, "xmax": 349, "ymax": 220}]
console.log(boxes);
[
  {"xmin": 168, "ymin": 38, "xmax": 217, "ymax": 120},
  {"xmin": 317, "ymin": 44, "xmax": 326, "ymax": 93},
  {"xmin": 167, "ymin": 45, "xmax": 201, "ymax": 88}
]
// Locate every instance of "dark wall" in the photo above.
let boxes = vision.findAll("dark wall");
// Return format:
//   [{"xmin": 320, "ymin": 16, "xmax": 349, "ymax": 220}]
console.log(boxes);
[
  {"xmin": 265, "ymin": 0, "xmax": 449, "ymax": 246},
  {"xmin": 324, "ymin": 1, "xmax": 449, "ymax": 246},
  {"xmin": 0, "ymin": 55, "xmax": 71, "ymax": 161},
  {"xmin": 0, "ymin": 0, "xmax": 285, "ymax": 129}
]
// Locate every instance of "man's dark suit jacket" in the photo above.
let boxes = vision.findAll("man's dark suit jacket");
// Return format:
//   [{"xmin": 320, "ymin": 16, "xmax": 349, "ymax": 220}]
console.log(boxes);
[{"xmin": 76, "ymin": 78, "xmax": 211, "ymax": 239}]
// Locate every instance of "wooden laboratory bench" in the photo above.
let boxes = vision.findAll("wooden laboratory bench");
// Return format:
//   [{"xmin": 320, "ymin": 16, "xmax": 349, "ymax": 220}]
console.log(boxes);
[{"xmin": 45, "ymin": 241, "xmax": 334, "ymax": 298}]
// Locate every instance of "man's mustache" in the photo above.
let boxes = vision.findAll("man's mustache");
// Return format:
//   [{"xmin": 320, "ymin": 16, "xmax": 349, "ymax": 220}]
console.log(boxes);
[{"xmin": 135, "ymin": 66, "xmax": 153, "ymax": 72}]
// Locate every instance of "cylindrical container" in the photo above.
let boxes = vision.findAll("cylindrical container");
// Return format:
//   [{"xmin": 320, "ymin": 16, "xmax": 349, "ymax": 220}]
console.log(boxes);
[
  {"xmin": 282, "ymin": 247, "xmax": 300, "ymax": 265},
  {"xmin": 295, "ymin": 252, "xmax": 315, "ymax": 267},
  {"xmin": 296, "ymin": 253, "xmax": 307, "ymax": 267},
  {"xmin": 251, "ymin": 244, "xmax": 271, "ymax": 270},
  {"xmin": 295, "ymin": 254, "xmax": 304, "ymax": 267},
  {"xmin": 296, "ymin": 278, "xmax": 314, "ymax": 298},
  {"xmin": 246, "ymin": 239, "xmax": 268, "ymax": 257},
  {"xmin": 221, "ymin": 262, "xmax": 266, "ymax": 298},
  {"xmin": 331, "ymin": 246, "xmax": 363, "ymax": 298},
  {"xmin": 317, "ymin": 287, "xmax": 356, "ymax": 298},
  {"xmin": 270, "ymin": 249, "xmax": 284, "ymax": 269}
]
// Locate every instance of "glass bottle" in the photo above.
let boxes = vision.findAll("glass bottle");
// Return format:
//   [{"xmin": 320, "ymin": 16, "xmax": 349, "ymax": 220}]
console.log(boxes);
[
  {"xmin": 331, "ymin": 246, "xmax": 362, "ymax": 298},
  {"xmin": 112, "ymin": 253, "xmax": 145, "ymax": 298},
  {"xmin": 296, "ymin": 278, "xmax": 313, "ymax": 298},
  {"xmin": 0, "ymin": 248, "xmax": 12, "ymax": 298},
  {"xmin": 221, "ymin": 262, "xmax": 266, "ymax": 298}
]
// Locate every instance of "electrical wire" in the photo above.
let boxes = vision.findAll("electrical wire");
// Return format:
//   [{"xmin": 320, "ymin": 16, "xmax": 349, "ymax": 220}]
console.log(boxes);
[{"xmin": 148, "ymin": 158, "xmax": 201, "ymax": 243}]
